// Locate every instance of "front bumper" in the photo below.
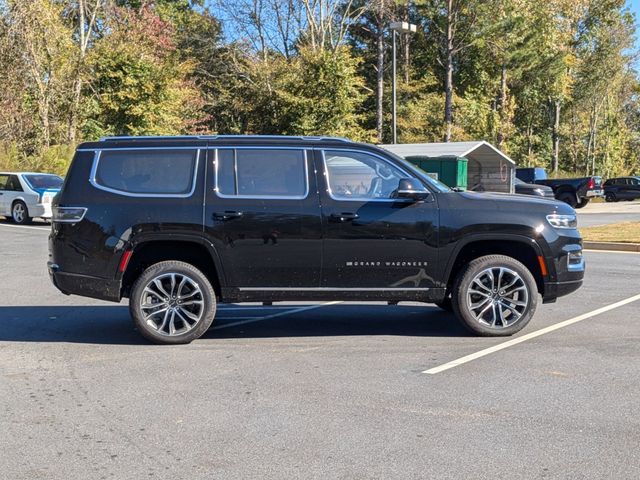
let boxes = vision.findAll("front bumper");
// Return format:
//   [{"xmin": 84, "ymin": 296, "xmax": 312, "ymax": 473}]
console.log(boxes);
[{"xmin": 542, "ymin": 242, "xmax": 585, "ymax": 303}]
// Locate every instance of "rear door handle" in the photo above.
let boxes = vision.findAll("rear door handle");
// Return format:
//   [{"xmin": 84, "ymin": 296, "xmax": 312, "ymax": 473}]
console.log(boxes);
[
  {"xmin": 213, "ymin": 211, "xmax": 243, "ymax": 221},
  {"xmin": 330, "ymin": 212, "xmax": 359, "ymax": 222}
]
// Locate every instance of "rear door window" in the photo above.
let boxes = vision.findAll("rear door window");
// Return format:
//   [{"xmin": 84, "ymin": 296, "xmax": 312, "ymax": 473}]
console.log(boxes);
[
  {"xmin": 215, "ymin": 148, "xmax": 307, "ymax": 199},
  {"xmin": 93, "ymin": 149, "xmax": 198, "ymax": 196}
]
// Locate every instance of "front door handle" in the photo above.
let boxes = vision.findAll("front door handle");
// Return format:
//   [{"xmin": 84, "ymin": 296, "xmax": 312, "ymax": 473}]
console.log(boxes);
[
  {"xmin": 330, "ymin": 212, "xmax": 359, "ymax": 222},
  {"xmin": 213, "ymin": 211, "xmax": 243, "ymax": 221}
]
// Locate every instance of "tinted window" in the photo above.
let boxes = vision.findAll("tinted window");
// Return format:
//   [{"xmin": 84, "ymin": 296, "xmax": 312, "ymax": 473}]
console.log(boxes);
[
  {"xmin": 324, "ymin": 150, "xmax": 406, "ymax": 200},
  {"xmin": 95, "ymin": 149, "xmax": 198, "ymax": 195},
  {"xmin": 215, "ymin": 149, "xmax": 307, "ymax": 198},
  {"xmin": 0, "ymin": 174, "xmax": 8, "ymax": 190},
  {"xmin": 24, "ymin": 174, "xmax": 63, "ymax": 190}
]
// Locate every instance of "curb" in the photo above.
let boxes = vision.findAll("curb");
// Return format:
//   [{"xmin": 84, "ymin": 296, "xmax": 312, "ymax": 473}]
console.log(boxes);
[{"xmin": 583, "ymin": 241, "xmax": 640, "ymax": 252}]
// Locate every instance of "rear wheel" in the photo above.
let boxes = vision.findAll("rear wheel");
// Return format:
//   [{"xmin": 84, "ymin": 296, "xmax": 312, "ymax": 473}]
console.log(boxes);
[
  {"xmin": 451, "ymin": 255, "xmax": 538, "ymax": 336},
  {"xmin": 130, "ymin": 261, "xmax": 216, "ymax": 344},
  {"xmin": 557, "ymin": 192, "xmax": 577, "ymax": 208},
  {"xmin": 605, "ymin": 192, "xmax": 617, "ymax": 202},
  {"xmin": 11, "ymin": 201, "xmax": 31, "ymax": 225}
]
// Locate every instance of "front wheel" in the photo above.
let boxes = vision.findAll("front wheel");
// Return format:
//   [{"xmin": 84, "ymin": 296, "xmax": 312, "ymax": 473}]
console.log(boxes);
[
  {"xmin": 605, "ymin": 192, "xmax": 617, "ymax": 203},
  {"xmin": 130, "ymin": 261, "xmax": 216, "ymax": 344},
  {"xmin": 451, "ymin": 255, "xmax": 538, "ymax": 336},
  {"xmin": 12, "ymin": 201, "xmax": 31, "ymax": 225}
]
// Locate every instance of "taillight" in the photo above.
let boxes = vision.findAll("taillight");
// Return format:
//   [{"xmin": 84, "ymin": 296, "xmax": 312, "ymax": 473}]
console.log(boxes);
[
  {"xmin": 52, "ymin": 206, "xmax": 87, "ymax": 223},
  {"xmin": 587, "ymin": 178, "xmax": 595, "ymax": 189}
]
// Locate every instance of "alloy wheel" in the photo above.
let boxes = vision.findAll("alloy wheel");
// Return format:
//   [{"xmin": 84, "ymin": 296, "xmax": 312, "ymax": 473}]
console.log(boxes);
[
  {"xmin": 13, "ymin": 203, "xmax": 25, "ymax": 223},
  {"xmin": 139, "ymin": 272, "xmax": 205, "ymax": 336},
  {"xmin": 466, "ymin": 267, "xmax": 529, "ymax": 329}
]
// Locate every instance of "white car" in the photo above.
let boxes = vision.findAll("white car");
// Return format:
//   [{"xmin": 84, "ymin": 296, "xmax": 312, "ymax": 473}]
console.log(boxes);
[{"xmin": 0, "ymin": 172, "xmax": 64, "ymax": 224}]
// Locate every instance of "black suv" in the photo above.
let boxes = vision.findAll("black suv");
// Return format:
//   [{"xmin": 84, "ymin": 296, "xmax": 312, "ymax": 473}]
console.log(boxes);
[
  {"xmin": 603, "ymin": 176, "xmax": 640, "ymax": 202},
  {"xmin": 48, "ymin": 136, "xmax": 585, "ymax": 344}
]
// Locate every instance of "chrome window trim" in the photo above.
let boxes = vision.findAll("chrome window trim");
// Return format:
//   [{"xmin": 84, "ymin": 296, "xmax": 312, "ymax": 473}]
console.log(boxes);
[
  {"xmin": 213, "ymin": 147, "xmax": 310, "ymax": 200},
  {"xmin": 321, "ymin": 148, "xmax": 417, "ymax": 203},
  {"xmin": 89, "ymin": 148, "xmax": 200, "ymax": 198}
]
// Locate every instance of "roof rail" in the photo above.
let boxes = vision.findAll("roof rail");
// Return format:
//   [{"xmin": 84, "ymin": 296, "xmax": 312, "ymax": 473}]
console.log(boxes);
[{"xmin": 99, "ymin": 134, "xmax": 353, "ymax": 143}]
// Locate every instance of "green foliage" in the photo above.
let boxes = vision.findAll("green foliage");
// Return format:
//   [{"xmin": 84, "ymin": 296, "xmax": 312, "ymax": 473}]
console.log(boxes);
[{"xmin": 0, "ymin": 0, "xmax": 638, "ymax": 177}]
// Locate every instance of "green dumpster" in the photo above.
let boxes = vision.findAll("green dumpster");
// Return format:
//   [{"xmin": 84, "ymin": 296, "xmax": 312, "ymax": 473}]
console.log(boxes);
[{"xmin": 405, "ymin": 155, "xmax": 468, "ymax": 190}]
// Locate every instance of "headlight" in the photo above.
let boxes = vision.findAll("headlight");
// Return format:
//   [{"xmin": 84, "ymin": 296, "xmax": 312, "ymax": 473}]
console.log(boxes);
[{"xmin": 546, "ymin": 214, "xmax": 577, "ymax": 229}]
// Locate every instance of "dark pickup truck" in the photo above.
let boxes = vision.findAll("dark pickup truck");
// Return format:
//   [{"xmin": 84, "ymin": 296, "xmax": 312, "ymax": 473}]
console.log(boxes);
[{"xmin": 516, "ymin": 167, "xmax": 603, "ymax": 209}]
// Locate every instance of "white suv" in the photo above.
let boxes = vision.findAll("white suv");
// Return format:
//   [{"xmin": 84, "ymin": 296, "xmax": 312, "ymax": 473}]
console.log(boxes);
[{"xmin": 0, "ymin": 172, "xmax": 63, "ymax": 224}]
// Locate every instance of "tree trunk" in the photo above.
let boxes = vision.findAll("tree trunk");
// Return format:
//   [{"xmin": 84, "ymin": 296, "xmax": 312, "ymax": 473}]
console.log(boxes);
[
  {"xmin": 375, "ymin": 3, "xmax": 385, "ymax": 143},
  {"xmin": 496, "ymin": 63, "xmax": 507, "ymax": 149},
  {"xmin": 444, "ymin": 0, "xmax": 454, "ymax": 142},
  {"xmin": 551, "ymin": 99, "xmax": 560, "ymax": 173}
]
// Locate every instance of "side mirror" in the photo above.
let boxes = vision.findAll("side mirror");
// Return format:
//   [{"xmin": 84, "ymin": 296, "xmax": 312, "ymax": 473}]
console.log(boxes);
[{"xmin": 395, "ymin": 178, "xmax": 430, "ymax": 201}]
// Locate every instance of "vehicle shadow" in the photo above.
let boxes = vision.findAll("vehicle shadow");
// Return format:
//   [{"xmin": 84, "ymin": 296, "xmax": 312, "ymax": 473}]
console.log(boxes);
[{"xmin": 0, "ymin": 304, "xmax": 469, "ymax": 345}]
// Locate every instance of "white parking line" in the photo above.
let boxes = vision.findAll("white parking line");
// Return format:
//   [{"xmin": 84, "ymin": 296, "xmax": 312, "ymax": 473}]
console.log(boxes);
[
  {"xmin": 423, "ymin": 292, "xmax": 640, "ymax": 374},
  {"xmin": 213, "ymin": 301, "xmax": 342, "ymax": 330},
  {"xmin": 0, "ymin": 223, "xmax": 49, "ymax": 232}
]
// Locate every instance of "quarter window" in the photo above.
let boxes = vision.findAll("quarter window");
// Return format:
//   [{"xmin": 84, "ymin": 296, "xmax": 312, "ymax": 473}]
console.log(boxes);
[
  {"xmin": 323, "ymin": 150, "xmax": 407, "ymax": 200},
  {"xmin": 7, "ymin": 175, "xmax": 23, "ymax": 192},
  {"xmin": 215, "ymin": 149, "xmax": 307, "ymax": 198},
  {"xmin": 94, "ymin": 149, "xmax": 198, "ymax": 195}
]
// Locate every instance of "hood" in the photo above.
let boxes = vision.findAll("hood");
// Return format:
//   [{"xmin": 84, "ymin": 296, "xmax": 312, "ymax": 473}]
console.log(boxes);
[
  {"xmin": 515, "ymin": 182, "xmax": 552, "ymax": 193},
  {"xmin": 457, "ymin": 190, "xmax": 573, "ymax": 214}
]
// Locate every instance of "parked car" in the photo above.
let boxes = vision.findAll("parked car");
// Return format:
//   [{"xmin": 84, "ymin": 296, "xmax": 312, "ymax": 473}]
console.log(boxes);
[
  {"xmin": 0, "ymin": 172, "xmax": 63, "ymax": 224},
  {"xmin": 514, "ymin": 177, "xmax": 555, "ymax": 198},
  {"xmin": 48, "ymin": 135, "xmax": 585, "ymax": 344},
  {"xmin": 603, "ymin": 176, "xmax": 640, "ymax": 202},
  {"xmin": 516, "ymin": 167, "xmax": 603, "ymax": 208}
]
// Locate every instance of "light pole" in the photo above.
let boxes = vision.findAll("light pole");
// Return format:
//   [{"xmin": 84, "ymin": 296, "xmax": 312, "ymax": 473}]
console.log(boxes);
[{"xmin": 389, "ymin": 21, "xmax": 417, "ymax": 144}]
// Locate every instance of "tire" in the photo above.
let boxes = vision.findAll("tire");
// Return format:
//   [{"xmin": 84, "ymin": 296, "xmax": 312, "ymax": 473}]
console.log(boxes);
[
  {"xmin": 11, "ymin": 201, "xmax": 31, "ymax": 225},
  {"xmin": 605, "ymin": 192, "xmax": 617, "ymax": 203},
  {"xmin": 575, "ymin": 198, "xmax": 590, "ymax": 209},
  {"xmin": 451, "ymin": 255, "xmax": 538, "ymax": 337},
  {"xmin": 557, "ymin": 192, "xmax": 577, "ymax": 208},
  {"xmin": 129, "ymin": 261, "xmax": 216, "ymax": 344}
]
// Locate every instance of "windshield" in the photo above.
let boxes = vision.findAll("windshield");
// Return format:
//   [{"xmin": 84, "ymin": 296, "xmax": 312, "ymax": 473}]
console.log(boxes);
[
  {"xmin": 382, "ymin": 150, "xmax": 452, "ymax": 193},
  {"xmin": 24, "ymin": 174, "xmax": 64, "ymax": 190}
]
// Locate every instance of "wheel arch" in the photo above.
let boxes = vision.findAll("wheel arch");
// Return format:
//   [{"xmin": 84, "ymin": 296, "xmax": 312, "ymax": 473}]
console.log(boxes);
[
  {"xmin": 120, "ymin": 238, "xmax": 225, "ymax": 298},
  {"xmin": 443, "ymin": 236, "xmax": 547, "ymax": 295}
]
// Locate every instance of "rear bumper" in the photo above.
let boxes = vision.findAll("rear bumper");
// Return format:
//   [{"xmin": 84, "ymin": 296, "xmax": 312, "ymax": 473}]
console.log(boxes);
[
  {"xmin": 47, "ymin": 262, "xmax": 121, "ymax": 302},
  {"xmin": 28, "ymin": 203, "xmax": 53, "ymax": 219},
  {"xmin": 585, "ymin": 189, "xmax": 603, "ymax": 198}
]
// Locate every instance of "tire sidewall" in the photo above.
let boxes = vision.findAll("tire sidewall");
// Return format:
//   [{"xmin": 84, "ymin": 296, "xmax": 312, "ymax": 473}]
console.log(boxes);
[
  {"xmin": 130, "ymin": 261, "xmax": 216, "ymax": 344},
  {"xmin": 451, "ymin": 255, "xmax": 538, "ymax": 337}
]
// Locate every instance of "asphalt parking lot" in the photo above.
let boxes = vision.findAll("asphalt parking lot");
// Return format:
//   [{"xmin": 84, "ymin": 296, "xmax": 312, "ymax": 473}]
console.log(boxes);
[
  {"xmin": 1, "ymin": 221, "xmax": 639, "ymax": 479},
  {"xmin": 578, "ymin": 199, "xmax": 640, "ymax": 227}
]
